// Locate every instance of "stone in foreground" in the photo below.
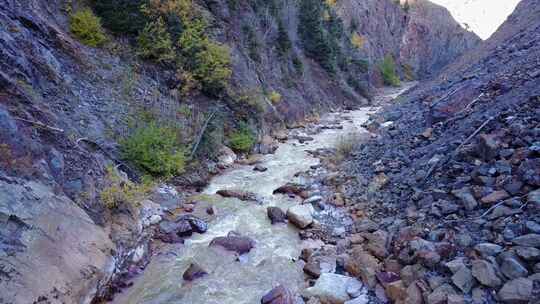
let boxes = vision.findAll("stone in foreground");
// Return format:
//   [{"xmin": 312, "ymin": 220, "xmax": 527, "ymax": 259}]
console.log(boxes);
[{"xmin": 287, "ymin": 204, "xmax": 314, "ymax": 229}]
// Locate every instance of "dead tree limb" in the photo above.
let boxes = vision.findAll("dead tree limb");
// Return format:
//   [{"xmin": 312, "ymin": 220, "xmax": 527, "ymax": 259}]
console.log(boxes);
[
  {"xmin": 423, "ymin": 116, "xmax": 494, "ymax": 183},
  {"xmin": 14, "ymin": 117, "xmax": 64, "ymax": 133},
  {"xmin": 190, "ymin": 110, "xmax": 217, "ymax": 159}
]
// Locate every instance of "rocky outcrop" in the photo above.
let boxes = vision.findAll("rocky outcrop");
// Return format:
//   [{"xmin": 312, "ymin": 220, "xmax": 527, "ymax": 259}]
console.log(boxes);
[{"xmin": 336, "ymin": 0, "xmax": 481, "ymax": 80}]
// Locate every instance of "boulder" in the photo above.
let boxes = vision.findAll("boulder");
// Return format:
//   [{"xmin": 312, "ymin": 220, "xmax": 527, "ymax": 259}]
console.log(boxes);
[
  {"xmin": 183, "ymin": 263, "xmax": 207, "ymax": 281},
  {"xmin": 254, "ymin": 165, "xmax": 268, "ymax": 172},
  {"xmin": 512, "ymin": 234, "xmax": 540, "ymax": 248},
  {"xmin": 209, "ymin": 233, "xmax": 255, "ymax": 254},
  {"xmin": 497, "ymin": 278, "xmax": 533, "ymax": 303},
  {"xmin": 216, "ymin": 189, "xmax": 260, "ymax": 202},
  {"xmin": 471, "ymin": 260, "xmax": 502, "ymax": 287},
  {"xmin": 345, "ymin": 248, "xmax": 381, "ymax": 288},
  {"xmin": 427, "ymin": 284, "xmax": 457, "ymax": 304},
  {"xmin": 451, "ymin": 267, "xmax": 474, "ymax": 293},
  {"xmin": 514, "ymin": 246, "xmax": 540, "ymax": 261},
  {"xmin": 287, "ymin": 204, "xmax": 315, "ymax": 229},
  {"xmin": 261, "ymin": 285, "xmax": 294, "ymax": 304},
  {"xmin": 217, "ymin": 145, "xmax": 237, "ymax": 167},
  {"xmin": 267, "ymin": 207, "xmax": 286, "ymax": 224},
  {"xmin": 474, "ymin": 243, "xmax": 503, "ymax": 256},
  {"xmin": 500, "ymin": 257, "xmax": 528, "ymax": 279},
  {"xmin": 273, "ymin": 183, "xmax": 309, "ymax": 198},
  {"xmin": 385, "ymin": 280, "xmax": 407, "ymax": 303},
  {"xmin": 304, "ymin": 273, "xmax": 360, "ymax": 304}
]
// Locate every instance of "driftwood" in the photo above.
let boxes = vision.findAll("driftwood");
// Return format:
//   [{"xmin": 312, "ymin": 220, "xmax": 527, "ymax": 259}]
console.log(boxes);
[{"xmin": 14, "ymin": 117, "xmax": 64, "ymax": 133}]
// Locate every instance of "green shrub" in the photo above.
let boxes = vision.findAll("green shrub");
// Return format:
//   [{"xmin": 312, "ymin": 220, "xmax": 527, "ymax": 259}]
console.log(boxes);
[
  {"xmin": 120, "ymin": 123, "xmax": 186, "ymax": 177},
  {"xmin": 298, "ymin": 0, "xmax": 342, "ymax": 74},
  {"xmin": 100, "ymin": 166, "xmax": 154, "ymax": 209},
  {"xmin": 269, "ymin": 91, "xmax": 282, "ymax": 104},
  {"xmin": 379, "ymin": 55, "xmax": 401, "ymax": 86},
  {"xmin": 137, "ymin": 17, "xmax": 175, "ymax": 63},
  {"xmin": 70, "ymin": 9, "xmax": 107, "ymax": 47},
  {"xmin": 191, "ymin": 42, "xmax": 232, "ymax": 96},
  {"xmin": 229, "ymin": 124, "xmax": 256, "ymax": 153},
  {"xmin": 92, "ymin": 0, "xmax": 148, "ymax": 35},
  {"xmin": 276, "ymin": 19, "xmax": 292, "ymax": 57}
]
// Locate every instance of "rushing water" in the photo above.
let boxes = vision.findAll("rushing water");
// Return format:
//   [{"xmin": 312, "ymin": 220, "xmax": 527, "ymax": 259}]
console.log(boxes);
[{"xmin": 112, "ymin": 85, "xmax": 414, "ymax": 304}]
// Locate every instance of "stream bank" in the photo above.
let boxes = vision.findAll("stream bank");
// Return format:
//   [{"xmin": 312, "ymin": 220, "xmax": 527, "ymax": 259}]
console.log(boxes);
[{"xmin": 107, "ymin": 84, "xmax": 414, "ymax": 304}]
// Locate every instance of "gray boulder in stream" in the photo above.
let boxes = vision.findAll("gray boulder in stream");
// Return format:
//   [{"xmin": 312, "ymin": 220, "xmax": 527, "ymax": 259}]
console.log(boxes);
[{"xmin": 209, "ymin": 232, "xmax": 255, "ymax": 254}]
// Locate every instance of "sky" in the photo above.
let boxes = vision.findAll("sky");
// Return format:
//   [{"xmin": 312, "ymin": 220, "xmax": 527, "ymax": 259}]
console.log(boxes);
[{"xmin": 429, "ymin": 0, "xmax": 522, "ymax": 39}]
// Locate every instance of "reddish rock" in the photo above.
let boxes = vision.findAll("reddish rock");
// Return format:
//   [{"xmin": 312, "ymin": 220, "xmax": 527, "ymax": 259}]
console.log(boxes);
[{"xmin": 261, "ymin": 285, "xmax": 294, "ymax": 304}]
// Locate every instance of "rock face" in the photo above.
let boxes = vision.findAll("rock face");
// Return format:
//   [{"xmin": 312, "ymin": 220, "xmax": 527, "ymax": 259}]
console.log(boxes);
[{"xmin": 336, "ymin": 0, "xmax": 480, "ymax": 80}]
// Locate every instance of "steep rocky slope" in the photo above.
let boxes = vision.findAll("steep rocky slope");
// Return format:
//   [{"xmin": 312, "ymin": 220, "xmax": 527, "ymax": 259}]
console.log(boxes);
[
  {"xmin": 337, "ymin": 0, "xmax": 480, "ymax": 81},
  {"xmin": 0, "ymin": 0, "xmax": 478, "ymax": 303},
  {"xmin": 336, "ymin": 0, "xmax": 540, "ymax": 302}
]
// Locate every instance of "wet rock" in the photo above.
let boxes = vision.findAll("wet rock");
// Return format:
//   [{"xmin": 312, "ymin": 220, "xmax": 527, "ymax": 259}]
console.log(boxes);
[
  {"xmin": 471, "ymin": 260, "xmax": 502, "ymax": 287},
  {"xmin": 452, "ymin": 188, "xmax": 478, "ymax": 211},
  {"xmin": 273, "ymin": 183, "xmax": 309, "ymax": 198},
  {"xmin": 500, "ymin": 257, "xmax": 528, "ymax": 279},
  {"xmin": 183, "ymin": 263, "xmax": 208, "ymax": 281},
  {"xmin": 216, "ymin": 189, "xmax": 260, "ymax": 202},
  {"xmin": 345, "ymin": 248, "xmax": 381, "ymax": 288},
  {"xmin": 474, "ymin": 243, "xmax": 503, "ymax": 256},
  {"xmin": 480, "ymin": 190, "xmax": 510, "ymax": 204},
  {"xmin": 182, "ymin": 215, "xmax": 208, "ymax": 234},
  {"xmin": 304, "ymin": 273, "xmax": 360, "ymax": 304},
  {"xmin": 512, "ymin": 234, "xmax": 540, "ymax": 248},
  {"xmin": 451, "ymin": 266, "xmax": 474, "ymax": 293},
  {"xmin": 176, "ymin": 220, "xmax": 194, "ymax": 237},
  {"xmin": 209, "ymin": 233, "xmax": 255, "ymax": 254},
  {"xmin": 267, "ymin": 207, "xmax": 286, "ymax": 224},
  {"xmin": 497, "ymin": 278, "xmax": 533, "ymax": 303},
  {"xmin": 261, "ymin": 285, "xmax": 294, "ymax": 304},
  {"xmin": 254, "ymin": 165, "xmax": 268, "ymax": 172},
  {"xmin": 256, "ymin": 135, "xmax": 279, "ymax": 155},
  {"xmin": 287, "ymin": 205, "xmax": 314, "ymax": 229}
]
